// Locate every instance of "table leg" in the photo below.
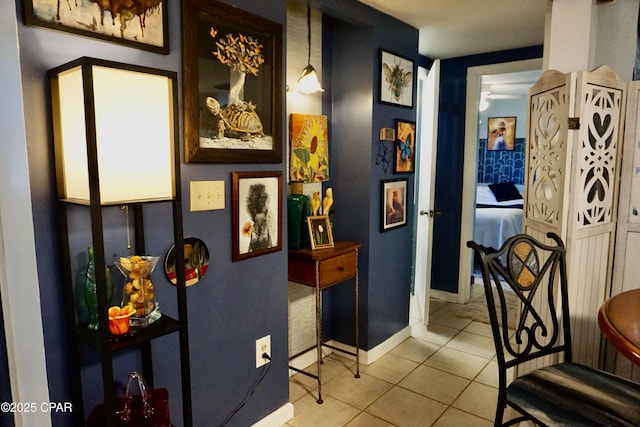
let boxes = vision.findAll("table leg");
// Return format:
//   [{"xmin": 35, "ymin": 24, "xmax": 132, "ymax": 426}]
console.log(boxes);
[
  {"xmin": 355, "ymin": 248, "xmax": 360, "ymax": 378},
  {"xmin": 315, "ymin": 260, "xmax": 323, "ymax": 404}
]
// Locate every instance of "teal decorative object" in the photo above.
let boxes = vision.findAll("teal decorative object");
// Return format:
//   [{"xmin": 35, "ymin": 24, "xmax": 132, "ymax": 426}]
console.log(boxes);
[
  {"xmin": 83, "ymin": 246, "xmax": 113, "ymax": 330},
  {"xmin": 287, "ymin": 182, "xmax": 310, "ymax": 250}
]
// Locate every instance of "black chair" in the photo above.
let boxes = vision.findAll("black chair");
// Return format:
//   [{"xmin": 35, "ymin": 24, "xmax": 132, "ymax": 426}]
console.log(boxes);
[{"xmin": 467, "ymin": 232, "xmax": 640, "ymax": 427}]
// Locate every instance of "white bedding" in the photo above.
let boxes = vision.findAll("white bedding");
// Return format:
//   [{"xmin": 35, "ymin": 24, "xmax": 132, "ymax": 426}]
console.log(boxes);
[{"xmin": 473, "ymin": 184, "xmax": 523, "ymax": 251}]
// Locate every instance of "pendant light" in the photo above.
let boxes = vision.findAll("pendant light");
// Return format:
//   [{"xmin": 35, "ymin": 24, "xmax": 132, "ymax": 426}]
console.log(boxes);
[{"xmin": 296, "ymin": 6, "xmax": 324, "ymax": 94}]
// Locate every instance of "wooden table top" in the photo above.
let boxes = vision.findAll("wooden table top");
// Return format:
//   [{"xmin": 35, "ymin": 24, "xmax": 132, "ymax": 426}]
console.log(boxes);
[{"xmin": 598, "ymin": 288, "xmax": 640, "ymax": 365}]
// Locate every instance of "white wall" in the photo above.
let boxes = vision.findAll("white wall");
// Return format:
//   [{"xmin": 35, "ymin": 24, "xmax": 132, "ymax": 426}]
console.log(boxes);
[{"xmin": 0, "ymin": 2, "xmax": 51, "ymax": 426}]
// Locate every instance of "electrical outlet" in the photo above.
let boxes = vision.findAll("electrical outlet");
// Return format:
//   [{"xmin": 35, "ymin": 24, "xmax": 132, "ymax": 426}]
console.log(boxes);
[
  {"xmin": 190, "ymin": 181, "xmax": 224, "ymax": 211},
  {"xmin": 255, "ymin": 335, "xmax": 271, "ymax": 368}
]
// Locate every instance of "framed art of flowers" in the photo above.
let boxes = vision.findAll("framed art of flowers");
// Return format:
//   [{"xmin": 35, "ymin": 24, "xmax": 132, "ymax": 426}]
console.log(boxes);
[
  {"xmin": 182, "ymin": 0, "xmax": 283, "ymax": 163},
  {"xmin": 232, "ymin": 171, "xmax": 282, "ymax": 261},
  {"xmin": 289, "ymin": 113, "xmax": 329, "ymax": 182},
  {"xmin": 307, "ymin": 216, "xmax": 334, "ymax": 250},
  {"xmin": 394, "ymin": 119, "xmax": 416, "ymax": 174}
]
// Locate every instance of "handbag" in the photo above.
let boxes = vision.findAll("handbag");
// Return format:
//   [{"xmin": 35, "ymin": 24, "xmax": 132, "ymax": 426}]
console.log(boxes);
[{"xmin": 86, "ymin": 371, "xmax": 171, "ymax": 427}]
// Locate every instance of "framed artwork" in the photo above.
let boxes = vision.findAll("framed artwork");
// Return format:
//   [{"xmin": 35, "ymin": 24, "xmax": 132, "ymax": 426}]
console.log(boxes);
[
  {"xmin": 379, "ymin": 49, "xmax": 414, "ymax": 108},
  {"xmin": 24, "ymin": 0, "xmax": 168, "ymax": 54},
  {"xmin": 289, "ymin": 114, "xmax": 329, "ymax": 182},
  {"xmin": 182, "ymin": 0, "xmax": 283, "ymax": 163},
  {"xmin": 232, "ymin": 171, "xmax": 282, "ymax": 261},
  {"xmin": 381, "ymin": 178, "xmax": 408, "ymax": 232},
  {"xmin": 307, "ymin": 216, "xmax": 334, "ymax": 250},
  {"xmin": 394, "ymin": 120, "xmax": 416, "ymax": 173},
  {"xmin": 487, "ymin": 117, "xmax": 517, "ymax": 151}
]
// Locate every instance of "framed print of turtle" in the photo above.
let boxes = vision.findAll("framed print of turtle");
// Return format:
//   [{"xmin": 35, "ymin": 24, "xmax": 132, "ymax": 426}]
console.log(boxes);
[
  {"xmin": 182, "ymin": 0, "xmax": 283, "ymax": 163},
  {"xmin": 379, "ymin": 49, "xmax": 414, "ymax": 108}
]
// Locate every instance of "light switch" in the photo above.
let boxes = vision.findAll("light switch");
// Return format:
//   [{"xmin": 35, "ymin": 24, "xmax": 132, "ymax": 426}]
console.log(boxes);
[{"xmin": 190, "ymin": 181, "xmax": 225, "ymax": 211}]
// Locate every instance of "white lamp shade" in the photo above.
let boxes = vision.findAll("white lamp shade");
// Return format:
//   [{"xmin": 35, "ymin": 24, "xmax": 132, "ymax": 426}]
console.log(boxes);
[
  {"xmin": 51, "ymin": 59, "xmax": 176, "ymax": 204},
  {"xmin": 296, "ymin": 64, "xmax": 324, "ymax": 94}
]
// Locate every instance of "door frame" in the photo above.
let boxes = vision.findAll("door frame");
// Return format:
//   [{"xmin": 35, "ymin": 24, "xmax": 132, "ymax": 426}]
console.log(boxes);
[{"xmin": 457, "ymin": 58, "xmax": 543, "ymax": 303}]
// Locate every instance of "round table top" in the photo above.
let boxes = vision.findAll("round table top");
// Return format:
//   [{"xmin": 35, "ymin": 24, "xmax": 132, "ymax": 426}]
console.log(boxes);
[{"xmin": 598, "ymin": 288, "xmax": 640, "ymax": 365}]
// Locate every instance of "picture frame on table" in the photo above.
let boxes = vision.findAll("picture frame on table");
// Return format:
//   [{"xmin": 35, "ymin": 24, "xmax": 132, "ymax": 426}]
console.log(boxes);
[
  {"xmin": 393, "ymin": 119, "xmax": 416, "ymax": 174},
  {"xmin": 487, "ymin": 116, "xmax": 516, "ymax": 151},
  {"xmin": 24, "ymin": 0, "xmax": 168, "ymax": 54},
  {"xmin": 231, "ymin": 171, "xmax": 282, "ymax": 261},
  {"xmin": 381, "ymin": 178, "xmax": 408, "ymax": 232},
  {"xmin": 182, "ymin": 0, "xmax": 283, "ymax": 163},
  {"xmin": 379, "ymin": 49, "xmax": 414, "ymax": 108},
  {"xmin": 307, "ymin": 216, "xmax": 334, "ymax": 250}
]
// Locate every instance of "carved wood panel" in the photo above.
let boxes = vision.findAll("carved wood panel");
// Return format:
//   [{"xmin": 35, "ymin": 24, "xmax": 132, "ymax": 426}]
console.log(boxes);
[{"xmin": 527, "ymin": 81, "xmax": 569, "ymax": 227}]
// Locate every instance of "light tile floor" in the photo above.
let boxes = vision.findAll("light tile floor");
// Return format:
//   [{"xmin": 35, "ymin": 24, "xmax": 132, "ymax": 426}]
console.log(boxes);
[{"xmin": 284, "ymin": 286, "xmax": 512, "ymax": 427}]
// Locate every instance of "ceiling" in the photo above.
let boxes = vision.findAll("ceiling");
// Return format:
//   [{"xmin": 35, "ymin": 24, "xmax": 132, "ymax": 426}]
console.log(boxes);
[{"xmin": 357, "ymin": 0, "xmax": 547, "ymax": 59}]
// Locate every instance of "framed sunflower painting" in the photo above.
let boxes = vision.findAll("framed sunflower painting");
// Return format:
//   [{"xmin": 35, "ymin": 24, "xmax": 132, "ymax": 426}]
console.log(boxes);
[
  {"xmin": 289, "ymin": 114, "xmax": 329, "ymax": 183},
  {"xmin": 394, "ymin": 119, "xmax": 416, "ymax": 174}
]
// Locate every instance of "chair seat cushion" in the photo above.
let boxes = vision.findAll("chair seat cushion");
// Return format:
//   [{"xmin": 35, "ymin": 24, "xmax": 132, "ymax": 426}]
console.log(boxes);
[{"xmin": 507, "ymin": 363, "xmax": 640, "ymax": 426}]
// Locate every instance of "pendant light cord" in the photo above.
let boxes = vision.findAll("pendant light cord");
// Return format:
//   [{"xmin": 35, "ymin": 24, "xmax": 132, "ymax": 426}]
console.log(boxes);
[{"xmin": 307, "ymin": 6, "xmax": 311, "ymax": 65}]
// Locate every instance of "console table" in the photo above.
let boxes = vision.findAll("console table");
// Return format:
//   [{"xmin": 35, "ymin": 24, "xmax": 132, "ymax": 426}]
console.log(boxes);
[{"xmin": 288, "ymin": 241, "xmax": 361, "ymax": 404}]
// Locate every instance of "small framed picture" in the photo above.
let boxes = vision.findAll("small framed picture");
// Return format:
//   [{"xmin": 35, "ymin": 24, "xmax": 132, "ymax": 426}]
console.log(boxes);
[
  {"xmin": 394, "ymin": 119, "xmax": 416, "ymax": 173},
  {"xmin": 487, "ymin": 117, "xmax": 516, "ymax": 151},
  {"xmin": 379, "ymin": 49, "xmax": 414, "ymax": 108},
  {"xmin": 307, "ymin": 216, "xmax": 334, "ymax": 250},
  {"xmin": 381, "ymin": 178, "xmax": 408, "ymax": 232},
  {"xmin": 232, "ymin": 171, "xmax": 282, "ymax": 261}
]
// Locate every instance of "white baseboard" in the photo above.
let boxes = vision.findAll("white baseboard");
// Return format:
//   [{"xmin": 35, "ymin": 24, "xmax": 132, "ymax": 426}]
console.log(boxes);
[
  {"xmin": 430, "ymin": 289, "xmax": 459, "ymax": 303},
  {"xmin": 251, "ymin": 402, "xmax": 294, "ymax": 427},
  {"xmin": 288, "ymin": 326, "xmax": 412, "ymax": 372}
]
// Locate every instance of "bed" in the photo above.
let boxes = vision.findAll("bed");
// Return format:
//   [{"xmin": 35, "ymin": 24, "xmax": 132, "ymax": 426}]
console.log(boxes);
[{"xmin": 473, "ymin": 183, "xmax": 524, "ymax": 253}]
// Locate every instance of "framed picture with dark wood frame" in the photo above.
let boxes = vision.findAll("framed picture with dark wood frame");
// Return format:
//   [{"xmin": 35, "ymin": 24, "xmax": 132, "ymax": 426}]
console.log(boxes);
[
  {"xmin": 182, "ymin": 0, "xmax": 282, "ymax": 163},
  {"xmin": 24, "ymin": 1, "xmax": 168, "ymax": 54},
  {"xmin": 393, "ymin": 119, "xmax": 416, "ymax": 173},
  {"xmin": 307, "ymin": 216, "xmax": 334, "ymax": 250},
  {"xmin": 381, "ymin": 178, "xmax": 409, "ymax": 232},
  {"xmin": 487, "ymin": 116, "xmax": 517, "ymax": 151},
  {"xmin": 232, "ymin": 171, "xmax": 282, "ymax": 261},
  {"xmin": 379, "ymin": 49, "xmax": 415, "ymax": 108}
]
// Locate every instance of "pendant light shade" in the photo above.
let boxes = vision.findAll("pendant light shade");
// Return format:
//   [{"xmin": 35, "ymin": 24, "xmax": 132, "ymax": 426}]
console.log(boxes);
[{"xmin": 297, "ymin": 6, "xmax": 324, "ymax": 94}]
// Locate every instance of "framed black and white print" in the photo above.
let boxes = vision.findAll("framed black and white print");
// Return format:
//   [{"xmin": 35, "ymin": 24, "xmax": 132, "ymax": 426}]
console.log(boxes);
[
  {"xmin": 379, "ymin": 49, "xmax": 414, "ymax": 108},
  {"xmin": 232, "ymin": 171, "xmax": 282, "ymax": 261}
]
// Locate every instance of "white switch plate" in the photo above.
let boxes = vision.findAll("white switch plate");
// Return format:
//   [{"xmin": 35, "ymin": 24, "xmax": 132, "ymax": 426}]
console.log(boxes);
[{"xmin": 190, "ymin": 181, "xmax": 224, "ymax": 211}]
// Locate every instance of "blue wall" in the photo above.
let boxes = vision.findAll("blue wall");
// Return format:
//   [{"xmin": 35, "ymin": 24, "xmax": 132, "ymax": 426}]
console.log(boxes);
[
  {"xmin": 15, "ymin": 0, "xmax": 418, "ymax": 425},
  {"xmin": 431, "ymin": 46, "xmax": 543, "ymax": 294}
]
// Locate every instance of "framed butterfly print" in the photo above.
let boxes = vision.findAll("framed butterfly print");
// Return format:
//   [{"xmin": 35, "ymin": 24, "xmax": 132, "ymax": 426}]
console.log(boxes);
[
  {"xmin": 394, "ymin": 119, "xmax": 416, "ymax": 174},
  {"xmin": 381, "ymin": 178, "xmax": 408, "ymax": 232}
]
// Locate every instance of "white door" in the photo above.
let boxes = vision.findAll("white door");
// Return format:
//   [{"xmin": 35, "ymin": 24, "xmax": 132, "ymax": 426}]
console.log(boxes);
[{"xmin": 413, "ymin": 61, "xmax": 440, "ymax": 324}]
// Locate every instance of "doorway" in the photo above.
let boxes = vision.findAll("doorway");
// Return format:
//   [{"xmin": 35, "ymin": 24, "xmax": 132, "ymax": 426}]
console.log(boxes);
[{"xmin": 456, "ymin": 59, "xmax": 543, "ymax": 303}]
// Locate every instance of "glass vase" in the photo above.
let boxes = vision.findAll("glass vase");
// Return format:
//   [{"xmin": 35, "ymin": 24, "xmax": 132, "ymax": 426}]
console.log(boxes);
[
  {"xmin": 287, "ymin": 182, "xmax": 311, "ymax": 250},
  {"xmin": 115, "ymin": 256, "xmax": 160, "ymax": 327},
  {"xmin": 83, "ymin": 246, "xmax": 113, "ymax": 330}
]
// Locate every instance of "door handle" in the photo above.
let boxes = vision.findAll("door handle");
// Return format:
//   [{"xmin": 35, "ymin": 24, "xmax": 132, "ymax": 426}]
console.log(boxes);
[{"xmin": 419, "ymin": 210, "xmax": 442, "ymax": 217}]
